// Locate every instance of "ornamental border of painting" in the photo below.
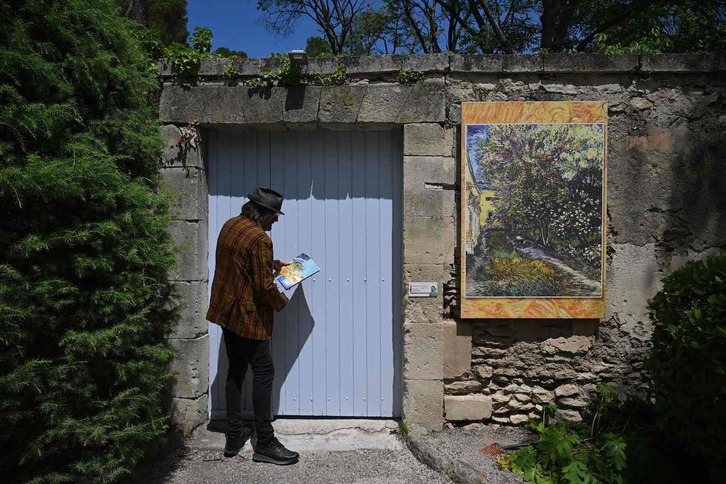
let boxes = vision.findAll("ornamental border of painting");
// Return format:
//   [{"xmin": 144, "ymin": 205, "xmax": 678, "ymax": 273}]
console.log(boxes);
[{"xmin": 459, "ymin": 101, "xmax": 607, "ymax": 319}]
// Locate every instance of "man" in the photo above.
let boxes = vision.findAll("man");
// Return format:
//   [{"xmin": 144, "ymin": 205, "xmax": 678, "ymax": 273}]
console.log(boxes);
[{"xmin": 206, "ymin": 186, "xmax": 299, "ymax": 465}]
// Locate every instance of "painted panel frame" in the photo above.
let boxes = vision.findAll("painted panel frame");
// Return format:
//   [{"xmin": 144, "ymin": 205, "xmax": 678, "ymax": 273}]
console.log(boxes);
[{"xmin": 460, "ymin": 102, "xmax": 607, "ymax": 319}]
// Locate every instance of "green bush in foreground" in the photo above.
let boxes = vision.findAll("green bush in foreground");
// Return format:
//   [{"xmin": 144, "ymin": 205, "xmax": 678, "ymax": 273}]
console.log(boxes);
[
  {"xmin": 648, "ymin": 254, "xmax": 726, "ymax": 475},
  {"xmin": 500, "ymin": 388, "xmax": 627, "ymax": 484},
  {"xmin": 0, "ymin": 0, "xmax": 176, "ymax": 482}
]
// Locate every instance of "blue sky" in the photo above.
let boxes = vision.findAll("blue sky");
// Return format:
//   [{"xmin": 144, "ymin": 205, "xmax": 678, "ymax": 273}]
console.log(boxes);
[{"xmin": 187, "ymin": 0, "xmax": 321, "ymax": 59}]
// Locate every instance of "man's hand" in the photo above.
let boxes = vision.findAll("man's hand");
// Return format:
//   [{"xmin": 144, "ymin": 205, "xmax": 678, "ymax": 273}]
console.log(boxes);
[{"xmin": 273, "ymin": 259, "xmax": 290, "ymax": 274}]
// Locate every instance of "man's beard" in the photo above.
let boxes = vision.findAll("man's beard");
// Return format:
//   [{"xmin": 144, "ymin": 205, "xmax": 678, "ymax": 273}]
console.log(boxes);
[{"xmin": 261, "ymin": 220, "xmax": 273, "ymax": 231}]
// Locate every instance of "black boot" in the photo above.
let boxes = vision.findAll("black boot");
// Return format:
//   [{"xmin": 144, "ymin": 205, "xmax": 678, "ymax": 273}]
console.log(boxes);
[
  {"xmin": 224, "ymin": 432, "xmax": 249, "ymax": 457},
  {"xmin": 252, "ymin": 437, "xmax": 299, "ymax": 465}
]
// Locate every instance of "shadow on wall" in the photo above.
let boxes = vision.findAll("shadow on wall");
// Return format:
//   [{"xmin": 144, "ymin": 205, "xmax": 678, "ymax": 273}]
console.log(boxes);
[
  {"xmin": 208, "ymin": 287, "xmax": 315, "ymax": 433},
  {"xmin": 609, "ymin": 90, "xmax": 726, "ymax": 270},
  {"xmin": 206, "ymin": 129, "xmax": 400, "ymax": 202},
  {"xmin": 472, "ymin": 319, "xmax": 598, "ymax": 345}
]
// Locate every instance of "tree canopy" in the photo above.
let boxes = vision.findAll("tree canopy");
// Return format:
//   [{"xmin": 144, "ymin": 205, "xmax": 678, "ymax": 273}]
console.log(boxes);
[
  {"xmin": 118, "ymin": 0, "xmax": 189, "ymax": 45},
  {"xmin": 260, "ymin": 0, "xmax": 726, "ymax": 54}
]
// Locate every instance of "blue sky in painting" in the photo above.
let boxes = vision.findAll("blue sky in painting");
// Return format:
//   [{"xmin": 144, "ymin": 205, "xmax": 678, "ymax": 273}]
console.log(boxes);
[{"xmin": 466, "ymin": 125, "xmax": 491, "ymax": 187}]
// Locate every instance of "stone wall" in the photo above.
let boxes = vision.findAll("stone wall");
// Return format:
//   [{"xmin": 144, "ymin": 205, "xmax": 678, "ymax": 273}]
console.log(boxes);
[
  {"xmin": 439, "ymin": 55, "xmax": 726, "ymax": 425},
  {"xmin": 159, "ymin": 53, "xmax": 726, "ymax": 433},
  {"xmin": 160, "ymin": 125, "xmax": 209, "ymax": 435}
]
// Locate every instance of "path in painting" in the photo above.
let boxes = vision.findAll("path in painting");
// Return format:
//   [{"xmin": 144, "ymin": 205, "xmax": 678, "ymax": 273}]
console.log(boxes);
[{"xmin": 515, "ymin": 245, "xmax": 600, "ymax": 294}]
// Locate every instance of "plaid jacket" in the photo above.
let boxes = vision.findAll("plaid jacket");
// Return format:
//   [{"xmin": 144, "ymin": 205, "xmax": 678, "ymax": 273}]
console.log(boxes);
[{"xmin": 206, "ymin": 215, "xmax": 288, "ymax": 340}]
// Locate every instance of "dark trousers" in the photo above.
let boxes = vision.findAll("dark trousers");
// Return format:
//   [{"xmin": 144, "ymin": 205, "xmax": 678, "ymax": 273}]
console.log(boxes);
[{"xmin": 222, "ymin": 328, "xmax": 275, "ymax": 445}]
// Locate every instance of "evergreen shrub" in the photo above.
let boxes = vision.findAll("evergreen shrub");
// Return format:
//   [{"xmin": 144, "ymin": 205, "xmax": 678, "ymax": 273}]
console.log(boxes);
[
  {"xmin": 0, "ymin": 0, "xmax": 177, "ymax": 482},
  {"xmin": 647, "ymin": 254, "xmax": 726, "ymax": 473}
]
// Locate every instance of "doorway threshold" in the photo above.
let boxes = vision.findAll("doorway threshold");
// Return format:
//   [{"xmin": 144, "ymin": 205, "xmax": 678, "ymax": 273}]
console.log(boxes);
[{"xmin": 196, "ymin": 419, "xmax": 403, "ymax": 452}]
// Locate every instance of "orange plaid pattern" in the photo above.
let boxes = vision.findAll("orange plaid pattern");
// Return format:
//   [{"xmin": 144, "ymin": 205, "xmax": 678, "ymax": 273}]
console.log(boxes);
[{"xmin": 207, "ymin": 215, "xmax": 288, "ymax": 340}]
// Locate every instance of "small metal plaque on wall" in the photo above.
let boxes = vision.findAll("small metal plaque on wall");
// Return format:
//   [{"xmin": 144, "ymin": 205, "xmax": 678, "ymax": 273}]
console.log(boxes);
[{"xmin": 409, "ymin": 282, "xmax": 438, "ymax": 298}]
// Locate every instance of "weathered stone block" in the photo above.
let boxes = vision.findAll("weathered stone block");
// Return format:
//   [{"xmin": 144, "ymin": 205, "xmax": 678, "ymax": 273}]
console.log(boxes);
[
  {"xmin": 168, "ymin": 220, "xmax": 208, "ymax": 281},
  {"xmin": 397, "ymin": 83, "xmax": 447, "ymax": 123},
  {"xmin": 474, "ymin": 365, "xmax": 493, "ymax": 381},
  {"xmin": 543, "ymin": 54, "xmax": 638, "ymax": 72},
  {"xmin": 403, "ymin": 379, "xmax": 444, "ymax": 430},
  {"xmin": 403, "ymin": 217, "xmax": 444, "ymax": 264},
  {"xmin": 170, "ymin": 281, "xmax": 209, "ymax": 339},
  {"xmin": 172, "ymin": 394, "xmax": 208, "ymax": 436},
  {"xmin": 559, "ymin": 397, "xmax": 588, "ymax": 408},
  {"xmin": 403, "ymin": 264, "xmax": 445, "ymax": 324},
  {"xmin": 443, "ymin": 320, "xmax": 471, "ymax": 379},
  {"xmin": 532, "ymin": 386, "xmax": 555, "ymax": 404},
  {"xmin": 542, "ymin": 335, "xmax": 592, "ymax": 355},
  {"xmin": 403, "ymin": 124, "xmax": 454, "ymax": 157},
  {"xmin": 170, "ymin": 334, "xmax": 210, "ymax": 398},
  {"xmin": 304, "ymin": 57, "xmax": 342, "ymax": 75},
  {"xmin": 242, "ymin": 87, "xmax": 287, "ymax": 124},
  {"xmin": 160, "ymin": 85, "xmax": 246, "ymax": 124},
  {"xmin": 343, "ymin": 53, "xmax": 449, "ymax": 74},
  {"xmin": 399, "ymin": 53, "xmax": 450, "ymax": 72},
  {"xmin": 338, "ymin": 55, "xmax": 397, "ymax": 74},
  {"xmin": 283, "ymin": 85, "xmax": 322, "ymax": 124},
  {"xmin": 161, "ymin": 124, "xmax": 204, "ymax": 169},
  {"xmin": 319, "ymin": 85, "xmax": 367, "ymax": 123},
  {"xmin": 445, "ymin": 380, "xmax": 482, "ymax": 395},
  {"xmin": 554, "ymin": 384, "xmax": 580, "ymax": 397},
  {"xmin": 403, "ymin": 322, "xmax": 444, "ymax": 380},
  {"xmin": 606, "ymin": 243, "xmax": 661, "ymax": 328},
  {"xmin": 357, "ymin": 83, "xmax": 447, "ymax": 124},
  {"xmin": 450, "ymin": 55, "xmax": 503, "ymax": 73},
  {"xmin": 448, "ymin": 103, "xmax": 462, "ymax": 125},
  {"xmin": 403, "ymin": 188, "xmax": 443, "ymax": 218},
  {"xmin": 161, "ymin": 167, "xmax": 208, "ymax": 221},
  {"xmin": 555, "ymin": 409, "xmax": 582, "ymax": 422},
  {"xmin": 503, "ymin": 55, "xmax": 542, "ymax": 72},
  {"xmin": 640, "ymin": 53, "xmax": 715, "ymax": 72},
  {"xmin": 444, "ymin": 395, "xmax": 492, "ymax": 421},
  {"xmin": 357, "ymin": 84, "xmax": 410, "ymax": 123},
  {"xmin": 509, "ymin": 414, "xmax": 529, "ymax": 425},
  {"xmin": 403, "ymin": 155, "xmax": 456, "ymax": 187}
]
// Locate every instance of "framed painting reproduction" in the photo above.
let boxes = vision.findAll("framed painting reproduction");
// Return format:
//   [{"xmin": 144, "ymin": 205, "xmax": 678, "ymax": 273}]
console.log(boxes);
[{"xmin": 460, "ymin": 102, "xmax": 607, "ymax": 319}]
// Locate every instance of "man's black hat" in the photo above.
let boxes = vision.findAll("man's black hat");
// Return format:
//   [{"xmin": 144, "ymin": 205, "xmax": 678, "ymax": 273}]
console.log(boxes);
[{"xmin": 247, "ymin": 187, "xmax": 284, "ymax": 215}]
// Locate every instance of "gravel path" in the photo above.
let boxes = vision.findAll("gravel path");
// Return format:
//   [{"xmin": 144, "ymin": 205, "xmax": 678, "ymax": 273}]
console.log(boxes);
[{"xmin": 142, "ymin": 446, "xmax": 453, "ymax": 484}]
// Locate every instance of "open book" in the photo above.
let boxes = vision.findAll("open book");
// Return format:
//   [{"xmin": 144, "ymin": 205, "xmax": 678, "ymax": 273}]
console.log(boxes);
[{"xmin": 275, "ymin": 253, "xmax": 321, "ymax": 290}]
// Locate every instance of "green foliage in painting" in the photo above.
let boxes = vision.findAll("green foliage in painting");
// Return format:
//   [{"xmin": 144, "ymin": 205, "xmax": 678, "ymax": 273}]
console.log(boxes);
[
  {"xmin": 647, "ymin": 254, "xmax": 726, "ymax": 476},
  {"xmin": 0, "ymin": 0, "xmax": 177, "ymax": 482},
  {"xmin": 467, "ymin": 123, "xmax": 604, "ymax": 297},
  {"xmin": 471, "ymin": 231, "xmax": 565, "ymax": 296}
]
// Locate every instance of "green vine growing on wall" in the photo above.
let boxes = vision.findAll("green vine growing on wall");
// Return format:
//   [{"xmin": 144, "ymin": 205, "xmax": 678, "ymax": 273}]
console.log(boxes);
[
  {"xmin": 164, "ymin": 27, "xmax": 213, "ymax": 83},
  {"xmin": 397, "ymin": 67, "xmax": 425, "ymax": 84},
  {"xmin": 245, "ymin": 53, "xmax": 303, "ymax": 88},
  {"xmin": 310, "ymin": 64, "xmax": 348, "ymax": 86}
]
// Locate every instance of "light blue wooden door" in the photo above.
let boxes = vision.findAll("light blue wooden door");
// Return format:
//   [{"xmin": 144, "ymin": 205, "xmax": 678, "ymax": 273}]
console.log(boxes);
[{"xmin": 208, "ymin": 129, "xmax": 402, "ymax": 418}]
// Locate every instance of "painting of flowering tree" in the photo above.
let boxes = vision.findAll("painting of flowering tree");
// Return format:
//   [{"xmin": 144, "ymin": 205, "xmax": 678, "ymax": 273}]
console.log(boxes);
[{"xmin": 465, "ymin": 123, "xmax": 605, "ymax": 298}]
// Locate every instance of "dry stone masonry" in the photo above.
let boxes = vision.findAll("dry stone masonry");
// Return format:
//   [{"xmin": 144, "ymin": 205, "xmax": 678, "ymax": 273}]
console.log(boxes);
[{"xmin": 160, "ymin": 53, "xmax": 726, "ymax": 433}]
